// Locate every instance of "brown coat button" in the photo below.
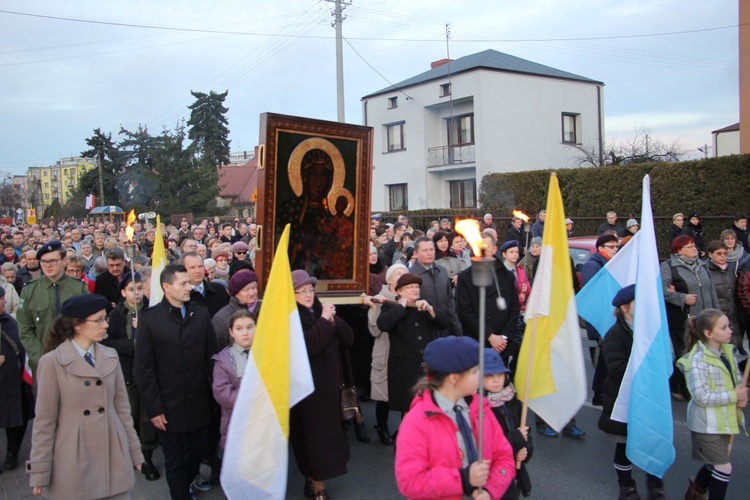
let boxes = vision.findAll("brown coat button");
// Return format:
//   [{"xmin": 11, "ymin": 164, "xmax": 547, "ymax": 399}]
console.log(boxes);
[
  {"xmin": 83, "ymin": 410, "xmax": 90, "ymax": 416},
  {"xmin": 98, "ymin": 408, "xmax": 105, "ymax": 414}
]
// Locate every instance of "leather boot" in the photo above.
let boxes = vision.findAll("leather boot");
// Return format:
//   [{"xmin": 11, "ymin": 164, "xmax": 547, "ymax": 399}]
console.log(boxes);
[
  {"xmin": 374, "ymin": 424, "xmax": 394, "ymax": 445},
  {"xmin": 647, "ymin": 482, "xmax": 666, "ymax": 500},
  {"xmin": 683, "ymin": 477, "xmax": 707, "ymax": 500},
  {"xmin": 4, "ymin": 452, "xmax": 18, "ymax": 471},
  {"xmin": 354, "ymin": 421, "xmax": 371, "ymax": 443},
  {"xmin": 140, "ymin": 450, "xmax": 160, "ymax": 481}
]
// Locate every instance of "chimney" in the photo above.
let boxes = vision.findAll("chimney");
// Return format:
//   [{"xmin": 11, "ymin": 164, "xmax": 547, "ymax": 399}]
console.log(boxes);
[{"xmin": 431, "ymin": 58, "xmax": 453, "ymax": 69}]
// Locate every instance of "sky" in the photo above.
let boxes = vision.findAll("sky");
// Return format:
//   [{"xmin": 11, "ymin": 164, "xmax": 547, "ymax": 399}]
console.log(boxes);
[{"xmin": 0, "ymin": 0, "xmax": 740, "ymax": 177}]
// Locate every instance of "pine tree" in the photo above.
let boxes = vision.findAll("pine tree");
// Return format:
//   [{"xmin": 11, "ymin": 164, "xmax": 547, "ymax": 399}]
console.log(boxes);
[
  {"xmin": 79, "ymin": 128, "xmax": 123, "ymax": 207},
  {"xmin": 187, "ymin": 90, "xmax": 231, "ymax": 167},
  {"xmin": 118, "ymin": 125, "xmax": 160, "ymax": 207},
  {"xmin": 151, "ymin": 126, "xmax": 220, "ymax": 215}
]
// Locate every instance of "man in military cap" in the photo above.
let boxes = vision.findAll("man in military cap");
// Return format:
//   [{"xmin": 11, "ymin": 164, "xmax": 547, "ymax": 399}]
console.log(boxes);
[{"xmin": 17, "ymin": 241, "xmax": 89, "ymax": 379}]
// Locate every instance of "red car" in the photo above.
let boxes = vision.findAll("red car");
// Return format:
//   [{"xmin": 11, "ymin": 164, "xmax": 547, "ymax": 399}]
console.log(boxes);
[{"xmin": 568, "ymin": 236, "xmax": 599, "ymax": 283}]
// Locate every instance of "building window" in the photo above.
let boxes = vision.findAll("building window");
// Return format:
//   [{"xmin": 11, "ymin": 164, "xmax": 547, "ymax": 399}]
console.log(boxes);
[
  {"xmin": 440, "ymin": 83, "xmax": 451, "ymax": 97},
  {"xmin": 71, "ymin": 168, "xmax": 76, "ymax": 175},
  {"xmin": 388, "ymin": 96, "xmax": 398, "ymax": 109},
  {"xmin": 43, "ymin": 171, "xmax": 48, "ymax": 176},
  {"xmin": 385, "ymin": 121, "xmax": 405, "ymax": 152},
  {"xmin": 44, "ymin": 182, "xmax": 49, "ymax": 188},
  {"xmin": 562, "ymin": 113, "xmax": 579, "ymax": 144},
  {"xmin": 447, "ymin": 114, "xmax": 474, "ymax": 146},
  {"xmin": 44, "ymin": 194, "xmax": 49, "ymax": 200},
  {"xmin": 449, "ymin": 179, "xmax": 476, "ymax": 208},
  {"xmin": 388, "ymin": 184, "xmax": 408, "ymax": 211}
]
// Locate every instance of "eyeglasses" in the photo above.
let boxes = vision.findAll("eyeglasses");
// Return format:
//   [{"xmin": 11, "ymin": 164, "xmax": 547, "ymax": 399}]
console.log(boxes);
[
  {"xmin": 40, "ymin": 258, "xmax": 61, "ymax": 266},
  {"xmin": 682, "ymin": 244, "xmax": 697, "ymax": 249},
  {"xmin": 294, "ymin": 288, "xmax": 315, "ymax": 296},
  {"xmin": 602, "ymin": 245, "xmax": 619, "ymax": 249},
  {"xmin": 85, "ymin": 317, "xmax": 110, "ymax": 324},
  {"xmin": 66, "ymin": 269, "xmax": 84, "ymax": 275},
  {"xmin": 235, "ymin": 251, "xmax": 247, "ymax": 255}
]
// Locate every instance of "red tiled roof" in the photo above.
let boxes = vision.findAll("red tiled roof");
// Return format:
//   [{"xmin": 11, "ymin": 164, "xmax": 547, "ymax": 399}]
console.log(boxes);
[{"xmin": 218, "ymin": 152, "xmax": 258, "ymax": 203}]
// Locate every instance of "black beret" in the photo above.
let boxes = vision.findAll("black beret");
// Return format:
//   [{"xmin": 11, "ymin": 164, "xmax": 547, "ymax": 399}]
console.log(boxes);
[
  {"xmin": 118, "ymin": 272, "xmax": 142, "ymax": 293},
  {"xmin": 228, "ymin": 259, "xmax": 254, "ymax": 279},
  {"xmin": 36, "ymin": 241, "xmax": 63, "ymax": 260},
  {"xmin": 612, "ymin": 284, "xmax": 635, "ymax": 308},
  {"xmin": 424, "ymin": 336, "xmax": 480, "ymax": 374},
  {"xmin": 61, "ymin": 294, "xmax": 109, "ymax": 318},
  {"xmin": 395, "ymin": 273, "xmax": 422, "ymax": 290}
]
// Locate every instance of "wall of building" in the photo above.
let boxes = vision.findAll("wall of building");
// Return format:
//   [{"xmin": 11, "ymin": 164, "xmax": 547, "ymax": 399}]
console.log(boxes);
[
  {"xmin": 364, "ymin": 69, "xmax": 602, "ymax": 210},
  {"xmin": 713, "ymin": 130, "xmax": 741, "ymax": 157}
]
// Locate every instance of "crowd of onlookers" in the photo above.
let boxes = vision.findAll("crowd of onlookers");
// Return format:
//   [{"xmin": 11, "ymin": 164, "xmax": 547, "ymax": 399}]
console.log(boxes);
[{"xmin": 2, "ymin": 209, "xmax": 750, "ymax": 499}]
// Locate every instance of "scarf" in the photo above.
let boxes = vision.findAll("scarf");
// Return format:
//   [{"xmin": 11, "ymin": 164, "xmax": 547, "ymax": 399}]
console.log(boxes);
[
  {"xmin": 675, "ymin": 253, "xmax": 699, "ymax": 272},
  {"xmin": 727, "ymin": 245, "xmax": 744, "ymax": 264},
  {"xmin": 486, "ymin": 383, "xmax": 516, "ymax": 408}
]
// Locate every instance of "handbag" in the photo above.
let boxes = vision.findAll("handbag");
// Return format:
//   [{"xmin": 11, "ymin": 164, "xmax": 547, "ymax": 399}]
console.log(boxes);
[{"xmin": 340, "ymin": 348, "xmax": 364, "ymax": 424}]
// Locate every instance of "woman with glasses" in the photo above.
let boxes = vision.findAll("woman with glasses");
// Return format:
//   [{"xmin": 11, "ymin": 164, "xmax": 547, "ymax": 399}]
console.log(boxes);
[
  {"xmin": 660, "ymin": 235, "xmax": 719, "ymax": 400},
  {"xmin": 27, "ymin": 294, "xmax": 144, "ymax": 499},
  {"xmin": 720, "ymin": 229, "xmax": 746, "ymax": 271},
  {"xmin": 289, "ymin": 270, "xmax": 353, "ymax": 500}
]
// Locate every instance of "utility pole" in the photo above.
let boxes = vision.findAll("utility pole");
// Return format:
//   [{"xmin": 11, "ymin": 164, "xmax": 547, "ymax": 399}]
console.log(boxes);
[{"xmin": 328, "ymin": 0, "xmax": 350, "ymax": 122}]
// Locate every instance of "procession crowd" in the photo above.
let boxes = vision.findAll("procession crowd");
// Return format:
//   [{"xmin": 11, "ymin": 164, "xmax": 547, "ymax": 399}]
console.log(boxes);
[{"xmin": 0, "ymin": 209, "xmax": 748, "ymax": 499}]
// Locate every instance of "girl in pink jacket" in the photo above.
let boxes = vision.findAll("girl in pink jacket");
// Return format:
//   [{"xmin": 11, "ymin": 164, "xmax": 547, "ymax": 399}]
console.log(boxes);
[
  {"xmin": 211, "ymin": 310, "xmax": 256, "ymax": 450},
  {"xmin": 395, "ymin": 336, "xmax": 515, "ymax": 500}
]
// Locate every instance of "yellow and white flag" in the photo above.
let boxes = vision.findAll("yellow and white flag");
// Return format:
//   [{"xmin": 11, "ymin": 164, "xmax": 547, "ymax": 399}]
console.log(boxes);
[
  {"xmin": 514, "ymin": 173, "xmax": 586, "ymax": 432},
  {"xmin": 220, "ymin": 224, "xmax": 314, "ymax": 499},
  {"xmin": 149, "ymin": 215, "xmax": 167, "ymax": 304}
]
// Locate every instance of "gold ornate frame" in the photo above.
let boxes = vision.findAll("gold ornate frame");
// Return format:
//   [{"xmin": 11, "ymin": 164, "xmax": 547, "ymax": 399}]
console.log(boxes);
[{"xmin": 256, "ymin": 113, "xmax": 373, "ymax": 297}]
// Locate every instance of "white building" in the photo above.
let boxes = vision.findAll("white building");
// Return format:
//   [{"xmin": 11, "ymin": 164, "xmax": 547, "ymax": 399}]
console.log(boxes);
[
  {"xmin": 712, "ymin": 122, "xmax": 740, "ymax": 157},
  {"xmin": 361, "ymin": 49, "xmax": 604, "ymax": 211}
]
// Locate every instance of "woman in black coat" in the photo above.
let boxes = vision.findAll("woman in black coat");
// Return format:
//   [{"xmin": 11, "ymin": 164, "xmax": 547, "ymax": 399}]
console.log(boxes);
[
  {"xmin": 667, "ymin": 213, "xmax": 684, "ymax": 248},
  {"xmin": 376, "ymin": 273, "xmax": 450, "ymax": 413},
  {"xmin": 681, "ymin": 212, "xmax": 707, "ymax": 258},
  {"xmin": 0, "ymin": 287, "xmax": 34, "ymax": 471},
  {"xmin": 289, "ymin": 270, "xmax": 353, "ymax": 500},
  {"xmin": 598, "ymin": 285, "xmax": 666, "ymax": 499}
]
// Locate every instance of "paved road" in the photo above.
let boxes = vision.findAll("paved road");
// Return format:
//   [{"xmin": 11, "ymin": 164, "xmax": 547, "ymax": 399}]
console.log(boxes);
[{"xmin": 3, "ymin": 334, "xmax": 749, "ymax": 499}]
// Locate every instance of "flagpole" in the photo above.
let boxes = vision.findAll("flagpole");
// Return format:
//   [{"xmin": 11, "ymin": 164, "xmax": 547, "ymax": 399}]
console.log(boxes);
[{"xmin": 518, "ymin": 315, "xmax": 538, "ymax": 469}]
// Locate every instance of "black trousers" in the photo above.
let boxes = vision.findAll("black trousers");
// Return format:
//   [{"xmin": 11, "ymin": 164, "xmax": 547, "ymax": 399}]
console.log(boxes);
[
  {"xmin": 158, "ymin": 425, "xmax": 211, "ymax": 500},
  {"xmin": 126, "ymin": 383, "xmax": 158, "ymax": 452},
  {"xmin": 5, "ymin": 423, "xmax": 28, "ymax": 455}
]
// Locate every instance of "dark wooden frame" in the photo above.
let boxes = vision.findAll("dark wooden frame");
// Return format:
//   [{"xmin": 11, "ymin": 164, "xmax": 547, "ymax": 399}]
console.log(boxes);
[{"xmin": 256, "ymin": 113, "xmax": 373, "ymax": 297}]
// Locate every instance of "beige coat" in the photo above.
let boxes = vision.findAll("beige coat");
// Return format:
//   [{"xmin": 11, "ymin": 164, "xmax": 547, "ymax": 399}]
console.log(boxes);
[
  {"xmin": 367, "ymin": 284, "xmax": 398, "ymax": 402},
  {"xmin": 27, "ymin": 340, "xmax": 143, "ymax": 499}
]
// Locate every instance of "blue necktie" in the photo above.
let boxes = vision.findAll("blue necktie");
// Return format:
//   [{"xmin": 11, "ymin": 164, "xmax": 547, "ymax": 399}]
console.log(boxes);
[
  {"xmin": 84, "ymin": 352, "xmax": 95, "ymax": 368},
  {"xmin": 454, "ymin": 405, "xmax": 478, "ymax": 464}
]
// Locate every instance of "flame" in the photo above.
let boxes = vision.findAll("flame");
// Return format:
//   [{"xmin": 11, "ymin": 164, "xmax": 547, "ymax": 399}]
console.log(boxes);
[
  {"xmin": 513, "ymin": 210, "xmax": 530, "ymax": 222},
  {"xmin": 125, "ymin": 209, "xmax": 136, "ymax": 242},
  {"xmin": 455, "ymin": 219, "xmax": 484, "ymax": 256}
]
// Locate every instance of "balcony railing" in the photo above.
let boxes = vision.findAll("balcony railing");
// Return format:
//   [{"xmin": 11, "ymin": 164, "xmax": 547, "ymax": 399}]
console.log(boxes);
[{"xmin": 427, "ymin": 144, "xmax": 476, "ymax": 167}]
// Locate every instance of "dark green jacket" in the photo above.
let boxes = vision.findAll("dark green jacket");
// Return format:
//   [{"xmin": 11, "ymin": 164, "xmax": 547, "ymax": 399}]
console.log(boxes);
[{"xmin": 17, "ymin": 274, "xmax": 88, "ymax": 376}]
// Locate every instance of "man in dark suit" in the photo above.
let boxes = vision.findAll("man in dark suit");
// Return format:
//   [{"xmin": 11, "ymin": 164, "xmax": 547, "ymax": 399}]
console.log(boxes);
[
  {"xmin": 455, "ymin": 233, "xmax": 519, "ymax": 365},
  {"xmin": 94, "ymin": 247, "xmax": 130, "ymax": 310},
  {"xmin": 179, "ymin": 252, "xmax": 229, "ymax": 318},
  {"xmin": 135, "ymin": 264, "xmax": 219, "ymax": 500},
  {"xmin": 505, "ymin": 216, "xmax": 526, "ymax": 258}
]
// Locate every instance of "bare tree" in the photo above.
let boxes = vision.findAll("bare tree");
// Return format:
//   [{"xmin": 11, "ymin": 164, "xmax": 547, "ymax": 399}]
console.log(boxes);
[
  {"xmin": 569, "ymin": 124, "xmax": 687, "ymax": 167},
  {"xmin": 0, "ymin": 172, "xmax": 24, "ymax": 218}
]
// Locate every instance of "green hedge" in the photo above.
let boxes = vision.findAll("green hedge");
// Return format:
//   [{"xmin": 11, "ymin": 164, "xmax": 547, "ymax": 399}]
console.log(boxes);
[{"xmin": 475, "ymin": 154, "xmax": 750, "ymax": 257}]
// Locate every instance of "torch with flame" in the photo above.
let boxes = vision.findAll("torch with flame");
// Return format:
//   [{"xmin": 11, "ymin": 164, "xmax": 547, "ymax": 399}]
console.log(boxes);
[
  {"xmin": 125, "ymin": 209, "xmax": 136, "ymax": 243},
  {"xmin": 513, "ymin": 210, "xmax": 530, "ymax": 223},
  {"xmin": 124, "ymin": 209, "xmax": 139, "ymax": 327},
  {"xmin": 455, "ymin": 219, "xmax": 487, "ymax": 257}
]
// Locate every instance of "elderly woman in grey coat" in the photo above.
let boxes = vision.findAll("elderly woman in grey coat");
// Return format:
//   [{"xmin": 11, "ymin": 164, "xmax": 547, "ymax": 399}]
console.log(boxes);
[
  {"xmin": 660, "ymin": 235, "xmax": 719, "ymax": 400},
  {"xmin": 706, "ymin": 240, "xmax": 744, "ymax": 353},
  {"xmin": 363, "ymin": 263, "xmax": 408, "ymax": 445}
]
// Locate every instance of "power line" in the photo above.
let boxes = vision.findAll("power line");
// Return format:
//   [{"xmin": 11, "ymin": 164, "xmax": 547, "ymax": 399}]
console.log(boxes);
[
  {"xmin": 0, "ymin": 9, "xmax": 744, "ymax": 43},
  {"xmin": 342, "ymin": 36, "xmax": 412, "ymax": 99}
]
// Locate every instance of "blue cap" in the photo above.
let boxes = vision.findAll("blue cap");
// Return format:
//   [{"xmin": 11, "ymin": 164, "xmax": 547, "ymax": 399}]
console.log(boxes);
[
  {"xmin": 499, "ymin": 240, "xmax": 518, "ymax": 253},
  {"xmin": 484, "ymin": 348, "xmax": 510, "ymax": 375},
  {"xmin": 612, "ymin": 284, "xmax": 635, "ymax": 307},
  {"xmin": 424, "ymin": 336, "xmax": 479, "ymax": 374},
  {"xmin": 61, "ymin": 294, "xmax": 109, "ymax": 318},
  {"xmin": 36, "ymin": 240, "xmax": 63, "ymax": 260}
]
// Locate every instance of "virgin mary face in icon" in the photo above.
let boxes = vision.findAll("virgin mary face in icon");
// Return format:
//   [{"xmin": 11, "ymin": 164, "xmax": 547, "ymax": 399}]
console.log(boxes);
[{"xmin": 301, "ymin": 150, "xmax": 334, "ymax": 205}]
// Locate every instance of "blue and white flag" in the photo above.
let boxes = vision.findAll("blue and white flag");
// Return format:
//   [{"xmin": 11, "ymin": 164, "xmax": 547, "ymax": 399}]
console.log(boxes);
[{"xmin": 577, "ymin": 174, "xmax": 675, "ymax": 477}]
